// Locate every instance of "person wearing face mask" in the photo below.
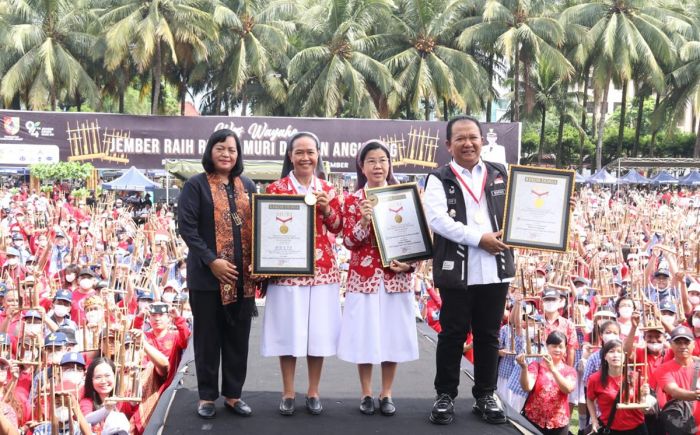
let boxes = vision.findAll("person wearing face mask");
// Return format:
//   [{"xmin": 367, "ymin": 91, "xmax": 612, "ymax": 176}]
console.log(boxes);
[
  {"xmin": 70, "ymin": 268, "xmax": 97, "ymax": 325},
  {"xmin": 614, "ymin": 296, "xmax": 638, "ymax": 341},
  {"xmin": 49, "ymin": 232, "xmax": 72, "ymax": 275},
  {"xmin": 681, "ymin": 281, "xmax": 700, "ymax": 319},
  {"xmin": 1, "ymin": 248, "xmax": 26, "ymax": 290},
  {"xmin": 21, "ymin": 310, "xmax": 46, "ymax": 341},
  {"xmin": 10, "ymin": 233, "xmax": 30, "ymax": 266},
  {"xmin": 47, "ymin": 290, "xmax": 78, "ymax": 333},
  {"xmin": 541, "ymin": 289, "xmax": 578, "ymax": 367},
  {"xmin": 644, "ymin": 266, "xmax": 679, "ymax": 306},
  {"xmin": 160, "ymin": 281, "xmax": 180, "ymax": 305},
  {"xmin": 583, "ymin": 320, "xmax": 621, "ymax": 387},
  {"xmin": 533, "ymin": 268, "xmax": 547, "ymax": 292},
  {"xmin": 60, "ymin": 351, "xmax": 86, "ymax": 399},
  {"xmin": 78, "ymin": 296, "xmax": 106, "ymax": 351},
  {"xmin": 658, "ymin": 299, "xmax": 679, "ymax": 333}
]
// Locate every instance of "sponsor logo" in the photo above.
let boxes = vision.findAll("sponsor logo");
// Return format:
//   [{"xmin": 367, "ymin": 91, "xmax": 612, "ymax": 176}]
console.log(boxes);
[
  {"xmin": 3, "ymin": 117, "xmax": 20, "ymax": 136},
  {"xmin": 25, "ymin": 121, "xmax": 54, "ymax": 138}
]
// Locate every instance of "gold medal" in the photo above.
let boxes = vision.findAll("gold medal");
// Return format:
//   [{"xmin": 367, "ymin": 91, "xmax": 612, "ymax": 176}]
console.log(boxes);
[
  {"xmin": 280, "ymin": 225, "xmax": 288, "ymax": 234},
  {"xmin": 367, "ymin": 194, "xmax": 378, "ymax": 207},
  {"xmin": 534, "ymin": 198, "xmax": 545, "ymax": 208},
  {"xmin": 394, "ymin": 214, "xmax": 403, "ymax": 223},
  {"xmin": 305, "ymin": 191, "xmax": 317, "ymax": 206}
]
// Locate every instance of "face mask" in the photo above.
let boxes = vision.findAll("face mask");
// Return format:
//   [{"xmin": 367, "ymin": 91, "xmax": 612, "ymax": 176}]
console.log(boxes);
[
  {"xmin": 535, "ymin": 277, "xmax": 545, "ymax": 287},
  {"xmin": 138, "ymin": 301, "xmax": 150, "ymax": 312},
  {"xmin": 55, "ymin": 406, "xmax": 70, "ymax": 423},
  {"xmin": 79, "ymin": 278, "xmax": 93, "ymax": 290},
  {"xmin": 85, "ymin": 310, "xmax": 103, "ymax": 324},
  {"xmin": 13, "ymin": 241, "xmax": 23, "ymax": 248},
  {"xmin": 618, "ymin": 307, "xmax": 633, "ymax": 320},
  {"xmin": 693, "ymin": 317, "xmax": 700, "ymax": 328},
  {"xmin": 53, "ymin": 305, "xmax": 69, "ymax": 317},
  {"xmin": 578, "ymin": 305, "xmax": 590, "ymax": 316},
  {"xmin": 647, "ymin": 343, "xmax": 664, "ymax": 353},
  {"xmin": 62, "ymin": 369, "xmax": 84, "ymax": 386},
  {"xmin": 65, "ymin": 274, "xmax": 75, "ymax": 283},
  {"xmin": 162, "ymin": 292, "xmax": 175, "ymax": 303},
  {"xmin": 690, "ymin": 296, "xmax": 700, "ymax": 306},
  {"xmin": 602, "ymin": 333, "xmax": 619, "ymax": 343},
  {"xmin": 662, "ymin": 315, "xmax": 676, "ymax": 326},
  {"xmin": 180, "ymin": 270, "xmax": 187, "ymax": 279},
  {"xmin": 25, "ymin": 324, "xmax": 42, "ymax": 336},
  {"xmin": 6, "ymin": 258, "xmax": 18, "ymax": 266},
  {"xmin": 543, "ymin": 301, "xmax": 559, "ymax": 313}
]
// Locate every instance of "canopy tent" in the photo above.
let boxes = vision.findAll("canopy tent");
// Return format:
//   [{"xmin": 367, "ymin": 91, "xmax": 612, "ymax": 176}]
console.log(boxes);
[
  {"xmin": 102, "ymin": 166, "xmax": 159, "ymax": 191},
  {"xmin": 606, "ymin": 157, "xmax": 700, "ymax": 170},
  {"xmin": 165, "ymin": 159, "xmax": 284, "ymax": 181},
  {"xmin": 650, "ymin": 171, "xmax": 679, "ymax": 185},
  {"xmin": 574, "ymin": 172, "xmax": 588, "ymax": 184},
  {"xmin": 679, "ymin": 170, "xmax": 700, "ymax": 186},
  {"xmin": 619, "ymin": 169, "xmax": 651, "ymax": 185},
  {"xmin": 587, "ymin": 169, "xmax": 617, "ymax": 184}
]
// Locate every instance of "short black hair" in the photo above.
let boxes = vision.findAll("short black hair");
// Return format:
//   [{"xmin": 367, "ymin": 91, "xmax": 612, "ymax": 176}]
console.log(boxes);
[
  {"xmin": 545, "ymin": 330, "xmax": 567, "ymax": 347},
  {"xmin": 446, "ymin": 115, "xmax": 482, "ymax": 142},
  {"xmin": 201, "ymin": 129, "xmax": 244, "ymax": 177}
]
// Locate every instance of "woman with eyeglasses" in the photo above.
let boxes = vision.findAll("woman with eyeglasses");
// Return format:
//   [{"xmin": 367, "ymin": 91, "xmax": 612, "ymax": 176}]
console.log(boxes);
[{"xmin": 337, "ymin": 140, "xmax": 418, "ymax": 416}]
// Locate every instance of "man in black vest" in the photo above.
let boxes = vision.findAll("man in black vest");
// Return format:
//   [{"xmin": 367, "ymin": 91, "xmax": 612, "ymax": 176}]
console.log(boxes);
[{"xmin": 424, "ymin": 115, "xmax": 515, "ymax": 425}]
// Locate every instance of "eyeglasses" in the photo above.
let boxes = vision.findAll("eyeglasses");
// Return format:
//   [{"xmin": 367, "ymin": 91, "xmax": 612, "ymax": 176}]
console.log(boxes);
[{"xmin": 364, "ymin": 159, "xmax": 389, "ymax": 167}]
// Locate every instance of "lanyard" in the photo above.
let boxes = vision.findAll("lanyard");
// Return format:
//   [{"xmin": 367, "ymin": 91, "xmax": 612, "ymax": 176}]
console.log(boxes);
[{"xmin": 450, "ymin": 164, "xmax": 487, "ymax": 204}]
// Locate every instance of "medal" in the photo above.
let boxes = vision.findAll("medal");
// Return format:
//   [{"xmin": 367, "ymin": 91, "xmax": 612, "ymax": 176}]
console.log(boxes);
[
  {"xmin": 389, "ymin": 206, "xmax": 404, "ymax": 223},
  {"xmin": 277, "ymin": 216, "xmax": 292, "ymax": 234},
  {"xmin": 531, "ymin": 189, "xmax": 549, "ymax": 208},
  {"xmin": 448, "ymin": 209, "xmax": 457, "ymax": 218},
  {"xmin": 367, "ymin": 194, "xmax": 378, "ymax": 207},
  {"xmin": 304, "ymin": 191, "xmax": 317, "ymax": 206},
  {"xmin": 474, "ymin": 213, "xmax": 485, "ymax": 225}
]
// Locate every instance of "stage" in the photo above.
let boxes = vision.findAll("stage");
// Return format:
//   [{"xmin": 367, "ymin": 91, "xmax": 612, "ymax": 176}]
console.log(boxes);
[{"xmin": 150, "ymin": 306, "xmax": 537, "ymax": 435}]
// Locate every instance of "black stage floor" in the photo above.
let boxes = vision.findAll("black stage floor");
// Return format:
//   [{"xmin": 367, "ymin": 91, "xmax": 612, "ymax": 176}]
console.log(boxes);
[{"xmin": 155, "ymin": 307, "xmax": 535, "ymax": 435}]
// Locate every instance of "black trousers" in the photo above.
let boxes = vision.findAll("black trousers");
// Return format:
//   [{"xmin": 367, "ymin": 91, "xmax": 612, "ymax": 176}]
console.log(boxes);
[
  {"xmin": 190, "ymin": 290, "xmax": 252, "ymax": 401},
  {"xmin": 434, "ymin": 282, "xmax": 508, "ymax": 399}
]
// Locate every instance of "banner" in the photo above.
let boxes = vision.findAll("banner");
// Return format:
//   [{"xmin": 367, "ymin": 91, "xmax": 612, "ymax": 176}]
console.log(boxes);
[{"xmin": 0, "ymin": 111, "xmax": 520, "ymax": 174}]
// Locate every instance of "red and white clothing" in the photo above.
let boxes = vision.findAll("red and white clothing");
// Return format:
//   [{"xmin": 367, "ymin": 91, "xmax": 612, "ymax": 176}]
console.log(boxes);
[
  {"xmin": 523, "ymin": 360, "xmax": 577, "ymax": 429},
  {"xmin": 655, "ymin": 358, "xmax": 700, "ymax": 432},
  {"xmin": 336, "ymin": 189, "xmax": 419, "ymax": 364},
  {"xmin": 261, "ymin": 174, "xmax": 343, "ymax": 358}
]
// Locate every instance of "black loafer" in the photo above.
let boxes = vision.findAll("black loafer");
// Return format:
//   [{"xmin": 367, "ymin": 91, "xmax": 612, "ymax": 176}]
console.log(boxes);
[
  {"xmin": 360, "ymin": 396, "xmax": 375, "ymax": 415},
  {"xmin": 225, "ymin": 399, "xmax": 252, "ymax": 416},
  {"xmin": 379, "ymin": 397, "xmax": 395, "ymax": 416},
  {"xmin": 197, "ymin": 402, "xmax": 216, "ymax": 419},
  {"xmin": 429, "ymin": 393, "xmax": 454, "ymax": 425},
  {"xmin": 306, "ymin": 396, "xmax": 323, "ymax": 415},
  {"xmin": 279, "ymin": 397, "xmax": 295, "ymax": 416},
  {"xmin": 473, "ymin": 394, "xmax": 506, "ymax": 424}
]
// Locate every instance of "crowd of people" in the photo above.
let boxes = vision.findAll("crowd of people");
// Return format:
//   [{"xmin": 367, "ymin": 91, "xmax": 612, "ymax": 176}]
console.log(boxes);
[{"xmin": 0, "ymin": 183, "xmax": 190, "ymax": 434}]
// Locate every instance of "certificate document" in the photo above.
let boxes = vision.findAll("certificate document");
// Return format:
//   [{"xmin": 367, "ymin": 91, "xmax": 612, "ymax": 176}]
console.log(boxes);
[
  {"xmin": 252, "ymin": 194, "xmax": 315, "ymax": 276},
  {"xmin": 366, "ymin": 183, "xmax": 433, "ymax": 267},
  {"xmin": 502, "ymin": 166, "xmax": 574, "ymax": 252}
]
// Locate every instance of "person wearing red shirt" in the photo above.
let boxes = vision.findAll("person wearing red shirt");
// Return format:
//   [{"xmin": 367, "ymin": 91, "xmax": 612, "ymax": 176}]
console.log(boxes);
[
  {"xmin": 542, "ymin": 289, "xmax": 578, "ymax": 366},
  {"xmin": 517, "ymin": 331, "xmax": 577, "ymax": 435},
  {"xmin": 336, "ymin": 140, "xmax": 418, "ymax": 416},
  {"xmin": 656, "ymin": 325, "xmax": 700, "ymax": 435},
  {"xmin": 70, "ymin": 268, "xmax": 97, "ymax": 325},
  {"xmin": 143, "ymin": 303, "xmax": 190, "ymax": 360},
  {"xmin": 587, "ymin": 339, "xmax": 651, "ymax": 434},
  {"xmin": 260, "ymin": 132, "xmax": 343, "ymax": 417}
]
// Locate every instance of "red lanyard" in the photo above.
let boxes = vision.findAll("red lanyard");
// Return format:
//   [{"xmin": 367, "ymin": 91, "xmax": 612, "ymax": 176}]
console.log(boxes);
[{"xmin": 450, "ymin": 164, "xmax": 487, "ymax": 204}]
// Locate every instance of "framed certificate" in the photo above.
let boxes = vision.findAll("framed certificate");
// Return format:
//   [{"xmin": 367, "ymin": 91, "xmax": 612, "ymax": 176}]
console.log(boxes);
[
  {"xmin": 366, "ymin": 183, "xmax": 433, "ymax": 267},
  {"xmin": 252, "ymin": 194, "xmax": 316, "ymax": 276},
  {"xmin": 502, "ymin": 165, "xmax": 575, "ymax": 252}
]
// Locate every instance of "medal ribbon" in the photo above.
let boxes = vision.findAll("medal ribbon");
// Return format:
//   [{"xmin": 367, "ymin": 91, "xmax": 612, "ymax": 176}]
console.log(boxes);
[
  {"xmin": 531, "ymin": 190, "xmax": 549, "ymax": 197},
  {"xmin": 450, "ymin": 165, "xmax": 487, "ymax": 204},
  {"xmin": 276, "ymin": 217, "xmax": 292, "ymax": 224},
  {"xmin": 389, "ymin": 206, "xmax": 403, "ymax": 214}
]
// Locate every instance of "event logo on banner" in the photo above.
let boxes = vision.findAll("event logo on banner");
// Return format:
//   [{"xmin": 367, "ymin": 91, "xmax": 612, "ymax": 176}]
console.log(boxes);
[{"xmin": 0, "ymin": 110, "xmax": 521, "ymax": 174}]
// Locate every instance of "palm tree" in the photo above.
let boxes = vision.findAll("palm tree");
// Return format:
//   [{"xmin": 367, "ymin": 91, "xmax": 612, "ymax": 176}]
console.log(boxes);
[
  {"xmin": 458, "ymin": 0, "xmax": 573, "ymax": 122},
  {"xmin": 560, "ymin": 0, "xmax": 677, "ymax": 169},
  {"xmin": 374, "ymin": 0, "xmax": 490, "ymax": 120},
  {"xmin": 100, "ymin": 0, "xmax": 213, "ymax": 114},
  {"xmin": 207, "ymin": 0, "xmax": 294, "ymax": 115},
  {"xmin": 286, "ymin": 0, "xmax": 395, "ymax": 118},
  {"xmin": 0, "ymin": 0, "xmax": 100, "ymax": 110}
]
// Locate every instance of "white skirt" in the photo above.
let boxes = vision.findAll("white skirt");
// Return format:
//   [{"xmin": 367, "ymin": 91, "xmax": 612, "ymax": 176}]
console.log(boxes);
[
  {"xmin": 261, "ymin": 283, "xmax": 341, "ymax": 357},
  {"xmin": 337, "ymin": 281, "xmax": 419, "ymax": 364}
]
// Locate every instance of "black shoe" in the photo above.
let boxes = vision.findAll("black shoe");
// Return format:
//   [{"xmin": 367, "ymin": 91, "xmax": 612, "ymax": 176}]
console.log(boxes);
[
  {"xmin": 360, "ymin": 396, "xmax": 375, "ymax": 415},
  {"xmin": 379, "ymin": 397, "xmax": 395, "ymax": 416},
  {"xmin": 279, "ymin": 397, "xmax": 295, "ymax": 416},
  {"xmin": 472, "ymin": 394, "xmax": 506, "ymax": 424},
  {"xmin": 306, "ymin": 396, "xmax": 323, "ymax": 415},
  {"xmin": 429, "ymin": 393, "xmax": 454, "ymax": 425},
  {"xmin": 197, "ymin": 402, "xmax": 216, "ymax": 419},
  {"xmin": 225, "ymin": 400, "xmax": 252, "ymax": 416}
]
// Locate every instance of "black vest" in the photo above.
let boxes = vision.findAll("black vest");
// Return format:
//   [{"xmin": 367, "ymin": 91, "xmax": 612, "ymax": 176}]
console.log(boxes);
[{"xmin": 428, "ymin": 161, "xmax": 516, "ymax": 291}]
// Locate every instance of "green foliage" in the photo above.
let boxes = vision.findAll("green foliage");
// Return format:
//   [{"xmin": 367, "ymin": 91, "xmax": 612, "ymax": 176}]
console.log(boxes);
[{"xmin": 30, "ymin": 162, "xmax": 94, "ymax": 181}]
